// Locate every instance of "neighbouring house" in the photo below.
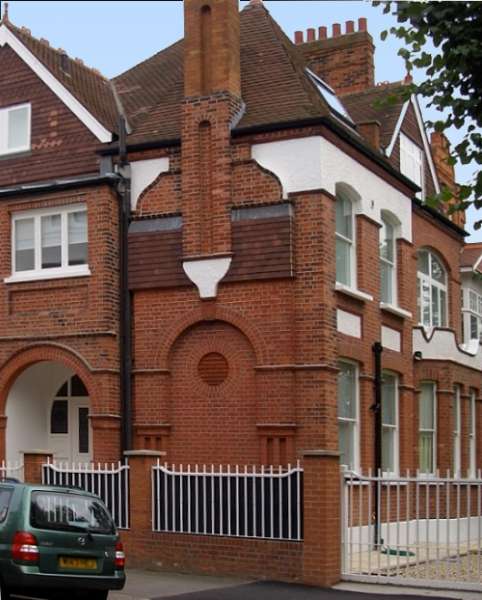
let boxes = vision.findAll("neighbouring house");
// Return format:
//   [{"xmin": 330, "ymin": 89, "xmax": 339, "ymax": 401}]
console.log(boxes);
[{"xmin": 0, "ymin": 0, "xmax": 480, "ymax": 586}]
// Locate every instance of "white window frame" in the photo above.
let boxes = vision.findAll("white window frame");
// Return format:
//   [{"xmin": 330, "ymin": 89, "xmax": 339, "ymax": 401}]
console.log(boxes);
[
  {"xmin": 462, "ymin": 287, "xmax": 482, "ymax": 343},
  {"xmin": 469, "ymin": 390, "xmax": 477, "ymax": 478},
  {"xmin": 337, "ymin": 360, "xmax": 360, "ymax": 473},
  {"xmin": 335, "ymin": 192, "xmax": 356, "ymax": 288},
  {"xmin": 381, "ymin": 371, "xmax": 399, "ymax": 477},
  {"xmin": 0, "ymin": 103, "xmax": 31, "ymax": 156},
  {"xmin": 453, "ymin": 385, "xmax": 461, "ymax": 477},
  {"xmin": 417, "ymin": 250, "xmax": 448, "ymax": 328},
  {"xmin": 419, "ymin": 381, "xmax": 437, "ymax": 475},
  {"xmin": 379, "ymin": 214, "xmax": 397, "ymax": 305},
  {"xmin": 6, "ymin": 204, "xmax": 90, "ymax": 284},
  {"xmin": 400, "ymin": 132, "xmax": 424, "ymax": 199}
]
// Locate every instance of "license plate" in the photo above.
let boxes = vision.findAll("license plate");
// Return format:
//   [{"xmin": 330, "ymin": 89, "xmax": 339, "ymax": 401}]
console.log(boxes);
[{"xmin": 59, "ymin": 556, "xmax": 97, "ymax": 570}]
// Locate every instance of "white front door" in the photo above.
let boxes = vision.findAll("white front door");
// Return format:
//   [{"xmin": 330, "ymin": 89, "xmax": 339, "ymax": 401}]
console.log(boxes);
[{"xmin": 48, "ymin": 376, "xmax": 92, "ymax": 463}]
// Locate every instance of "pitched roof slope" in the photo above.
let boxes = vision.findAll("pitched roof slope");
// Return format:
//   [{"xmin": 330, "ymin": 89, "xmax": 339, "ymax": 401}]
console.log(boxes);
[
  {"xmin": 342, "ymin": 82, "xmax": 407, "ymax": 151},
  {"xmin": 4, "ymin": 21, "xmax": 119, "ymax": 133},
  {"xmin": 114, "ymin": 2, "xmax": 331, "ymax": 145},
  {"xmin": 461, "ymin": 243, "xmax": 482, "ymax": 273}
]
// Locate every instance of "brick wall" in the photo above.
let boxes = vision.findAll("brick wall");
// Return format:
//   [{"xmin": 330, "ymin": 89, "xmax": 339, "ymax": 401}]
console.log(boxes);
[{"xmin": 0, "ymin": 46, "xmax": 100, "ymax": 186}]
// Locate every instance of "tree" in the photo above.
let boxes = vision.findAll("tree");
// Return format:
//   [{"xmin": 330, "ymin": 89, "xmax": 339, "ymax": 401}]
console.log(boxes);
[{"xmin": 375, "ymin": 1, "xmax": 482, "ymax": 223}]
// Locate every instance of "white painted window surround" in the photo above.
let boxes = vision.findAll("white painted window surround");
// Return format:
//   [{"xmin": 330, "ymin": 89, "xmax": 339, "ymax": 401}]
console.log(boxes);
[
  {"xmin": 452, "ymin": 385, "xmax": 461, "ymax": 477},
  {"xmin": 417, "ymin": 249, "xmax": 448, "ymax": 328},
  {"xmin": 400, "ymin": 133, "xmax": 424, "ymax": 198},
  {"xmin": 337, "ymin": 360, "xmax": 359, "ymax": 472},
  {"xmin": 335, "ymin": 188, "xmax": 356, "ymax": 287},
  {"xmin": 381, "ymin": 372, "xmax": 399, "ymax": 477},
  {"xmin": 469, "ymin": 390, "xmax": 477, "ymax": 477},
  {"xmin": 0, "ymin": 103, "xmax": 31, "ymax": 155},
  {"xmin": 5, "ymin": 204, "xmax": 90, "ymax": 284},
  {"xmin": 419, "ymin": 382, "xmax": 437, "ymax": 475},
  {"xmin": 462, "ymin": 287, "xmax": 482, "ymax": 343}
]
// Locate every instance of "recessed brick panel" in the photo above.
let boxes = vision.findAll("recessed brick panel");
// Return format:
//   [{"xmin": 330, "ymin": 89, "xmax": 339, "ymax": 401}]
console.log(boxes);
[{"xmin": 198, "ymin": 352, "xmax": 229, "ymax": 386}]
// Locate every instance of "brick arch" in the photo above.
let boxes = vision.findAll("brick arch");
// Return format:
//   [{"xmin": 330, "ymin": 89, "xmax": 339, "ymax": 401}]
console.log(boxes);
[
  {"xmin": 0, "ymin": 343, "xmax": 98, "ymax": 415},
  {"xmin": 157, "ymin": 305, "xmax": 268, "ymax": 369}
]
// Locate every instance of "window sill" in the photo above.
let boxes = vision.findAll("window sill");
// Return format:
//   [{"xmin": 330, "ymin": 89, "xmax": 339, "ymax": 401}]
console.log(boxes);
[
  {"xmin": 335, "ymin": 283, "xmax": 373, "ymax": 302},
  {"xmin": 4, "ymin": 267, "xmax": 91, "ymax": 284},
  {"xmin": 380, "ymin": 302, "xmax": 413, "ymax": 319}
]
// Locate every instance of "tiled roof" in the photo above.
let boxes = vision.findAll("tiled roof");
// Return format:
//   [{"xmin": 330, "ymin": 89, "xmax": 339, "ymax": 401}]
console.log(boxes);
[
  {"xmin": 4, "ymin": 21, "xmax": 119, "ymax": 133},
  {"xmin": 342, "ymin": 82, "xmax": 407, "ymax": 151},
  {"xmin": 461, "ymin": 244, "xmax": 482, "ymax": 272},
  {"xmin": 114, "ymin": 2, "xmax": 332, "ymax": 145}
]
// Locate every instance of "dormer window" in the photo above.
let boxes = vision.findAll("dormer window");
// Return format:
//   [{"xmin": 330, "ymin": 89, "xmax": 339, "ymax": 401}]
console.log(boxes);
[
  {"xmin": 0, "ymin": 103, "xmax": 31, "ymax": 156},
  {"xmin": 400, "ymin": 133, "xmax": 424, "ymax": 198}
]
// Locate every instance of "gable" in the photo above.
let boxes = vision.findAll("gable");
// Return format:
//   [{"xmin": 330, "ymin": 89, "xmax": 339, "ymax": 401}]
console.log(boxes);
[
  {"xmin": 386, "ymin": 96, "xmax": 440, "ymax": 196},
  {"xmin": 0, "ymin": 45, "xmax": 101, "ymax": 186},
  {"xmin": 0, "ymin": 24, "xmax": 113, "ymax": 143}
]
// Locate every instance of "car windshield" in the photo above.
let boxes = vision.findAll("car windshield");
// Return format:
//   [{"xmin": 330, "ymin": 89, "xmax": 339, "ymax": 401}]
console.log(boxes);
[{"xmin": 30, "ymin": 491, "xmax": 115, "ymax": 534}]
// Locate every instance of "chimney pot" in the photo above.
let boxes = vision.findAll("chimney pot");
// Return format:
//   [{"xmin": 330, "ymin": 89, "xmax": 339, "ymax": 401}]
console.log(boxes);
[
  {"xmin": 294, "ymin": 30, "xmax": 304, "ymax": 44},
  {"xmin": 332, "ymin": 23, "xmax": 341, "ymax": 37},
  {"xmin": 307, "ymin": 28, "xmax": 316, "ymax": 42},
  {"xmin": 358, "ymin": 17, "xmax": 367, "ymax": 32},
  {"xmin": 346, "ymin": 20, "xmax": 355, "ymax": 34},
  {"xmin": 318, "ymin": 26, "xmax": 327, "ymax": 40}
]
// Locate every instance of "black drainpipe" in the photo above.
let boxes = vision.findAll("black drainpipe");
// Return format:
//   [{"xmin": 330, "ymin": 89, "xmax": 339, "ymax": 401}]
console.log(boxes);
[
  {"xmin": 371, "ymin": 341, "xmax": 383, "ymax": 548},
  {"xmin": 117, "ymin": 116, "xmax": 133, "ymax": 455}
]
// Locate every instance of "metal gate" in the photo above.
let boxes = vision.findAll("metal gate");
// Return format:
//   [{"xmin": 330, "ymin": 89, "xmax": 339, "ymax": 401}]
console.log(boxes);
[{"xmin": 341, "ymin": 470, "xmax": 482, "ymax": 592}]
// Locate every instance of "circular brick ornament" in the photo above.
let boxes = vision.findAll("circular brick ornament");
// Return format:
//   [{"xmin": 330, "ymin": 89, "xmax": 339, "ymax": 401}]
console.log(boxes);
[{"xmin": 198, "ymin": 352, "xmax": 229, "ymax": 386}]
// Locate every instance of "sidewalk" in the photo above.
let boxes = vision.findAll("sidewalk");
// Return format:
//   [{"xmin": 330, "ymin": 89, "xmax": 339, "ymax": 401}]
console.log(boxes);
[{"xmin": 110, "ymin": 570, "xmax": 482, "ymax": 600}]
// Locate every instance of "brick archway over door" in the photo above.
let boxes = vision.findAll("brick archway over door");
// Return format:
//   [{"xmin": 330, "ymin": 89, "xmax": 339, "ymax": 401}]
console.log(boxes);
[{"xmin": 167, "ymin": 320, "xmax": 258, "ymax": 464}]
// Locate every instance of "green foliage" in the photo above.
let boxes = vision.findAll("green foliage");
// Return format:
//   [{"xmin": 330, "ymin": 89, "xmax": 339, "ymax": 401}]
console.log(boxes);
[{"xmin": 374, "ymin": 1, "xmax": 482, "ymax": 222}]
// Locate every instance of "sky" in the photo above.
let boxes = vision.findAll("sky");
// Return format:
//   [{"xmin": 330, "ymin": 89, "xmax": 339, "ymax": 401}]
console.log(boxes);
[{"xmin": 1, "ymin": 0, "xmax": 480, "ymax": 240}]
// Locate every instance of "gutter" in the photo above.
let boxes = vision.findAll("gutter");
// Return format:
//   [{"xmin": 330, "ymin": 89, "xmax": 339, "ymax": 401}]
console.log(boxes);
[
  {"xmin": 98, "ymin": 136, "xmax": 181, "ymax": 157},
  {"xmin": 0, "ymin": 174, "xmax": 119, "ymax": 198},
  {"xmin": 412, "ymin": 198, "xmax": 467, "ymax": 238}
]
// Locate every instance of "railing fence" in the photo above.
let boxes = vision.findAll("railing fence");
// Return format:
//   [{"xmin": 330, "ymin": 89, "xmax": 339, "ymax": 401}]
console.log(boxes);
[
  {"xmin": 152, "ymin": 462, "xmax": 303, "ymax": 541},
  {"xmin": 341, "ymin": 469, "xmax": 482, "ymax": 592},
  {"xmin": 0, "ymin": 460, "xmax": 24, "ymax": 482},
  {"xmin": 42, "ymin": 461, "xmax": 130, "ymax": 529}
]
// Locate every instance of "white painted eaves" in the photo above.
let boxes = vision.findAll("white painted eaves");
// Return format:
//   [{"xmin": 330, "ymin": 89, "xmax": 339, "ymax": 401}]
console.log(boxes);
[{"xmin": 0, "ymin": 24, "xmax": 113, "ymax": 143}]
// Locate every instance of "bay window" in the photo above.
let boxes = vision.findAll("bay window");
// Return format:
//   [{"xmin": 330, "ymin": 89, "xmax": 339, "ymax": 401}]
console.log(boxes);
[
  {"xmin": 9, "ymin": 205, "xmax": 89, "ymax": 282},
  {"xmin": 337, "ymin": 361, "xmax": 359, "ymax": 471},
  {"xmin": 417, "ymin": 249, "xmax": 448, "ymax": 328},
  {"xmin": 419, "ymin": 382, "xmax": 437, "ymax": 474}
]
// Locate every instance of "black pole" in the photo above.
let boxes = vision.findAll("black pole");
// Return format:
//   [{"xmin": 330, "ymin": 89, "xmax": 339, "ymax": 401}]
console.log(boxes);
[
  {"xmin": 371, "ymin": 341, "xmax": 383, "ymax": 548},
  {"xmin": 118, "ymin": 116, "xmax": 133, "ymax": 455}
]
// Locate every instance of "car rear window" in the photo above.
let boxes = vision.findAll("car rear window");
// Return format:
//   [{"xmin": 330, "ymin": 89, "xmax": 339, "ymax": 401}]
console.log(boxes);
[
  {"xmin": 30, "ymin": 491, "xmax": 115, "ymax": 534},
  {"xmin": 0, "ymin": 488, "xmax": 13, "ymax": 523}
]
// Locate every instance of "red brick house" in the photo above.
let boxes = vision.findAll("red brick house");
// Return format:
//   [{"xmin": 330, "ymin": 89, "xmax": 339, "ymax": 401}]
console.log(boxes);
[{"xmin": 0, "ymin": 0, "xmax": 480, "ymax": 583}]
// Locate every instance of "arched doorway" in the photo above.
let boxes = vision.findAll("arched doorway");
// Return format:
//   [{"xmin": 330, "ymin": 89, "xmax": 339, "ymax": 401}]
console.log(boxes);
[{"xmin": 6, "ymin": 362, "xmax": 92, "ymax": 464}]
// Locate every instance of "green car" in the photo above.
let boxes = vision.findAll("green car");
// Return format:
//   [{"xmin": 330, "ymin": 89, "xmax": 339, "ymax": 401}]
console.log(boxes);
[{"xmin": 0, "ymin": 481, "xmax": 126, "ymax": 599}]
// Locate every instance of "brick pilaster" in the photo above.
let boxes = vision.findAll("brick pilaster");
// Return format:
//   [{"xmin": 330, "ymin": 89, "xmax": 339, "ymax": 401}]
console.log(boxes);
[
  {"xmin": 23, "ymin": 451, "xmax": 53, "ymax": 484},
  {"xmin": 302, "ymin": 449, "xmax": 341, "ymax": 587}
]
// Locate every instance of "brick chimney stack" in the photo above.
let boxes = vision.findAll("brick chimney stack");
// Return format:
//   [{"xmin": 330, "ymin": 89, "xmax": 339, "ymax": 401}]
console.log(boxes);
[
  {"xmin": 294, "ymin": 18, "xmax": 375, "ymax": 95},
  {"xmin": 181, "ymin": 0, "xmax": 244, "ymax": 283},
  {"xmin": 184, "ymin": 0, "xmax": 241, "ymax": 98},
  {"xmin": 431, "ymin": 132, "xmax": 465, "ymax": 228}
]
